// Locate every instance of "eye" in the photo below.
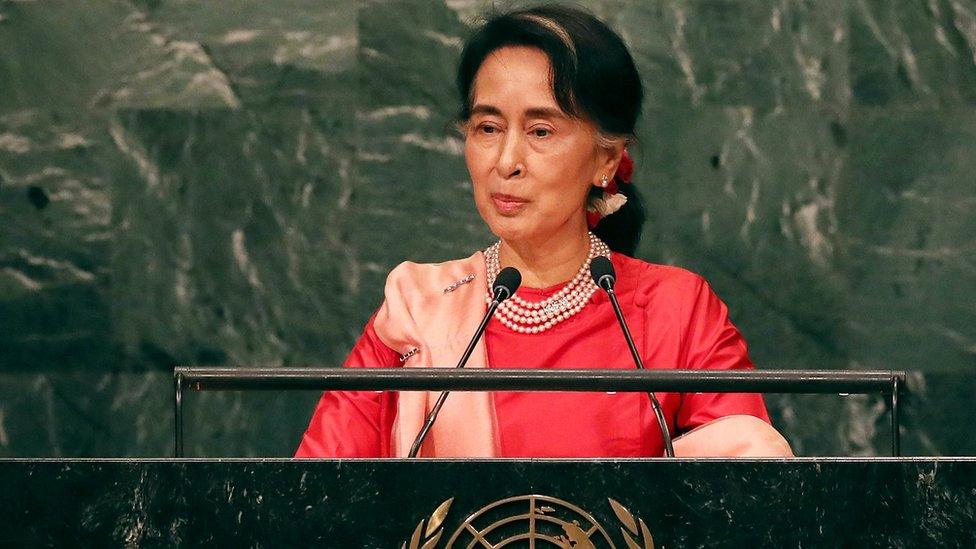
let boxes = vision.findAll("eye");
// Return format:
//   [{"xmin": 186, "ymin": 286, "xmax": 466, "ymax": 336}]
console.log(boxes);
[
  {"xmin": 475, "ymin": 123, "xmax": 499, "ymax": 135},
  {"xmin": 531, "ymin": 127, "xmax": 552, "ymax": 138}
]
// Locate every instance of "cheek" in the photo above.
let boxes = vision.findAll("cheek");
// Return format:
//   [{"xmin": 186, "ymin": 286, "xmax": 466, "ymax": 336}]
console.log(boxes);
[
  {"xmin": 466, "ymin": 142, "xmax": 500, "ymax": 198},
  {"xmin": 463, "ymin": 143, "xmax": 476, "ymax": 173},
  {"xmin": 464, "ymin": 141, "xmax": 491, "ymax": 175},
  {"xmin": 465, "ymin": 147, "xmax": 491, "ymax": 211},
  {"xmin": 542, "ymin": 158, "xmax": 596, "ymax": 209},
  {"xmin": 548, "ymin": 184, "xmax": 591, "ymax": 216}
]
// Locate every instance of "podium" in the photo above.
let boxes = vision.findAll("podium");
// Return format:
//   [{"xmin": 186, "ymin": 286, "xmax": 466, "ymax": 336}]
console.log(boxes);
[
  {"xmin": 1, "ymin": 458, "xmax": 974, "ymax": 546},
  {"xmin": 5, "ymin": 367, "xmax": 972, "ymax": 546}
]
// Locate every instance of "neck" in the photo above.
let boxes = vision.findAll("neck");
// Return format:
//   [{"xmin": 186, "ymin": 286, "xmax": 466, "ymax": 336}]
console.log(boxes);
[{"xmin": 498, "ymin": 227, "xmax": 590, "ymax": 289}]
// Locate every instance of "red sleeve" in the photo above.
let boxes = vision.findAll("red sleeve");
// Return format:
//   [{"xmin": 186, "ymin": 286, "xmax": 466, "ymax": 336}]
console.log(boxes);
[
  {"xmin": 294, "ymin": 314, "xmax": 400, "ymax": 458},
  {"xmin": 675, "ymin": 277, "xmax": 770, "ymax": 432}
]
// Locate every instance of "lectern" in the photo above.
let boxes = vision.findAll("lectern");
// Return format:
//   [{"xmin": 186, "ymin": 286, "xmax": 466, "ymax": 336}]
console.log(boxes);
[{"xmin": 2, "ymin": 368, "xmax": 974, "ymax": 546}]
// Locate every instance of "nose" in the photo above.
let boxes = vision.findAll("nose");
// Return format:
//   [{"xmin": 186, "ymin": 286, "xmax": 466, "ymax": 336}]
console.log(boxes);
[{"xmin": 495, "ymin": 130, "xmax": 525, "ymax": 179}]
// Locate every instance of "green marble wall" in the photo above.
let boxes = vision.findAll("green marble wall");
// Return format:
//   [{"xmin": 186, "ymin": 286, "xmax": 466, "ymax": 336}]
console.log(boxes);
[{"xmin": 1, "ymin": 0, "xmax": 974, "ymax": 457}]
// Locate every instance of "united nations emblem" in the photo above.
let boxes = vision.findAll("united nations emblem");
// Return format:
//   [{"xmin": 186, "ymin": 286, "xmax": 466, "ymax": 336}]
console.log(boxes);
[{"xmin": 402, "ymin": 494, "xmax": 654, "ymax": 548}]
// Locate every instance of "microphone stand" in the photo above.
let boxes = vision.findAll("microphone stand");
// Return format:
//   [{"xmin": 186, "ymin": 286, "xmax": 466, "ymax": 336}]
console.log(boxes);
[{"xmin": 600, "ymin": 281, "xmax": 675, "ymax": 458}]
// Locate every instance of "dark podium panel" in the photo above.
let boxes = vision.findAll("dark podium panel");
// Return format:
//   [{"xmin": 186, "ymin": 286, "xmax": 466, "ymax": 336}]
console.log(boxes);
[{"xmin": 2, "ymin": 458, "xmax": 974, "ymax": 547}]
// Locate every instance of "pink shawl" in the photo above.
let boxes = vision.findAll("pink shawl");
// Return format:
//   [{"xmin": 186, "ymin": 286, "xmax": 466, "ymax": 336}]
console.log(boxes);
[{"xmin": 372, "ymin": 251, "xmax": 499, "ymax": 457}]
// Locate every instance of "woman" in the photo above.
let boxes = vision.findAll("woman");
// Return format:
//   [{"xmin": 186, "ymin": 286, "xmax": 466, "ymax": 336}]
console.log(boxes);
[{"xmin": 296, "ymin": 5, "xmax": 792, "ymax": 458}]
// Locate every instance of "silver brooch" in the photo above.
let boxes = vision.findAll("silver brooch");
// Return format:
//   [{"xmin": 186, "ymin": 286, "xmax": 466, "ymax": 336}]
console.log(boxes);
[
  {"xmin": 443, "ymin": 274, "xmax": 476, "ymax": 294},
  {"xmin": 542, "ymin": 296, "xmax": 571, "ymax": 316}
]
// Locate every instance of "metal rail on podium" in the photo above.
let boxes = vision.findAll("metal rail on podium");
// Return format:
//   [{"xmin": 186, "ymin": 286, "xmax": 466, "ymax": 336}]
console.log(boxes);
[{"xmin": 173, "ymin": 367, "xmax": 906, "ymax": 457}]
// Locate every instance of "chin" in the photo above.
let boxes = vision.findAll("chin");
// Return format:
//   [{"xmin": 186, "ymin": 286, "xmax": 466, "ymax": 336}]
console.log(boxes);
[
  {"xmin": 486, "ymin": 216, "xmax": 545, "ymax": 244},
  {"xmin": 484, "ymin": 215, "xmax": 522, "ymax": 239}
]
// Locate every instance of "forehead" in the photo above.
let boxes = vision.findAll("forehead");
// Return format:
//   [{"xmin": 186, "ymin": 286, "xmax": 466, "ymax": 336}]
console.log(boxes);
[{"xmin": 471, "ymin": 46, "xmax": 559, "ymax": 107}]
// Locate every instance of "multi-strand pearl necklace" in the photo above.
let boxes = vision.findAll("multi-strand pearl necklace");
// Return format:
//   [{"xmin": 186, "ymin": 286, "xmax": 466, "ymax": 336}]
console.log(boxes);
[{"xmin": 485, "ymin": 232, "xmax": 611, "ymax": 334}]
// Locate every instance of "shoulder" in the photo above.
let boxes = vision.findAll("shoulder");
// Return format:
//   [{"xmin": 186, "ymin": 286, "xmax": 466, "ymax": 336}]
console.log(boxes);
[
  {"xmin": 384, "ymin": 251, "xmax": 485, "ymax": 298},
  {"xmin": 374, "ymin": 250, "xmax": 488, "ymax": 352},
  {"xmin": 612, "ymin": 254, "xmax": 707, "ymax": 307}
]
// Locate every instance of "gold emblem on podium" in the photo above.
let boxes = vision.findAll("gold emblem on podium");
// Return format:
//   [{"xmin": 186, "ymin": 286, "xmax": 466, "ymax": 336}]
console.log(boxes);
[{"xmin": 402, "ymin": 494, "xmax": 654, "ymax": 548}]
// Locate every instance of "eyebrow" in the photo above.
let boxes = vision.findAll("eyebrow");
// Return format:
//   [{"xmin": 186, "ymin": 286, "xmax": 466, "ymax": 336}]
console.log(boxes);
[{"xmin": 469, "ymin": 104, "xmax": 567, "ymax": 120}]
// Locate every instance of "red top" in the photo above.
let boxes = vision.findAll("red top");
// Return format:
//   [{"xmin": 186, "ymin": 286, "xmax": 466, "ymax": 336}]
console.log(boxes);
[{"xmin": 295, "ymin": 254, "xmax": 769, "ymax": 458}]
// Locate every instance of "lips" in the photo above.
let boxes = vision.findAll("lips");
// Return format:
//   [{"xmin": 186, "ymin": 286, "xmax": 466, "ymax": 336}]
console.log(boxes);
[{"xmin": 490, "ymin": 193, "xmax": 528, "ymax": 215}]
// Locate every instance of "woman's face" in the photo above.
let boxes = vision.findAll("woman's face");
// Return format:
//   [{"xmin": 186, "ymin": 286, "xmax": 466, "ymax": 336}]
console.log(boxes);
[{"xmin": 464, "ymin": 46, "xmax": 617, "ymax": 246}]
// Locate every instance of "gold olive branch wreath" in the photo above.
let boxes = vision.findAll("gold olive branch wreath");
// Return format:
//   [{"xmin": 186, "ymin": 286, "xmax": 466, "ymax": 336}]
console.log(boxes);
[
  {"xmin": 403, "ymin": 496, "xmax": 653, "ymax": 549},
  {"xmin": 403, "ymin": 497, "xmax": 454, "ymax": 549},
  {"xmin": 608, "ymin": 498, "xmax": 655, "ymax": 549}
]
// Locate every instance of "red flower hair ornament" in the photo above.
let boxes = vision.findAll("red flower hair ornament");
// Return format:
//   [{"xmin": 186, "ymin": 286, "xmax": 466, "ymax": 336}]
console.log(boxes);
[{"xmin": 586, "ymin": 149, "xmax": 634, "ymax": 228}]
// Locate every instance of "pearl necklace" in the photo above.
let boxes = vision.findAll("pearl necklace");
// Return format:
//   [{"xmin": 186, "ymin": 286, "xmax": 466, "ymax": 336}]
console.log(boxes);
[{"xmin": 484, "ymin": 232, "xmax": 611, "ymax": 334}]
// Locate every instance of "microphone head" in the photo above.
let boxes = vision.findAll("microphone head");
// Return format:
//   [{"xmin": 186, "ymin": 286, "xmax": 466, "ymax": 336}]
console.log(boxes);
[
  {"xmin": 492, "ymin": 267, "xmax": 522, "ymax": 302},
  {"xmin": 589, "ymin": 256, "xmax": 616, "ymax": 290}
]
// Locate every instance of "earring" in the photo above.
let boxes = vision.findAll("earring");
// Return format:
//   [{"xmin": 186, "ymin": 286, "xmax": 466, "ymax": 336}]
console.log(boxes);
[{"xmin": 599, "ymin": 174, "xmax": 610, "ymax": 187}]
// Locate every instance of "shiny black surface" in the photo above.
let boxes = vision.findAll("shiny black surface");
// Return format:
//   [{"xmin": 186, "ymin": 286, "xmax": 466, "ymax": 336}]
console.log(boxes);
[{"xmin": 1, "ymin": 459, "xmax": 974, "ymax": 547}]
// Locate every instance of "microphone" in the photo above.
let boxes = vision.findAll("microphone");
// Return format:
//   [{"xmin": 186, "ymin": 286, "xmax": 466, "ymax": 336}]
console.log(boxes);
[
  {"xmin": 491, "ymin": 267, "xmax": 521, "ymax": 302},
  {"xmin": 408, "ymin": 267, "xmax": 521, "ymax": 457},
  {"xmin": 590, "ymin": 256, "xmax": 675, "ymax": 457}
]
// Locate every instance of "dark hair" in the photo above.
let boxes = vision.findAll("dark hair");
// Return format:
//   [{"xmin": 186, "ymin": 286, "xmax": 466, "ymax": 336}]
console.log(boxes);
[{"xmin": 456, "ymin": 4, "xmax": 645, "ymax": 255}]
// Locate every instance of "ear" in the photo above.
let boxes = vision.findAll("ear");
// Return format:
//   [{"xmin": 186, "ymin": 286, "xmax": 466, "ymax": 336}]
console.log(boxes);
[{"xmin": 593, "ymin": 141, "xmax": 626, "ymax": 187}]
